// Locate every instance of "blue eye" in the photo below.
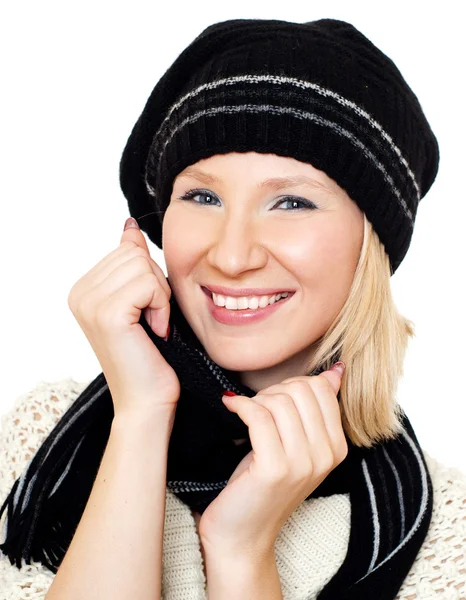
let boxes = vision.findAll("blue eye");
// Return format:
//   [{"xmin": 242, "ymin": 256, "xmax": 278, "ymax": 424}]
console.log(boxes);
[
  {"xmin": 275, "ymin": 197, "xmax": 317, "ymax": 211},
  {"xmin": 177, "ymin": 189, "xmax": 318, "ymax": 211},
  {"xmin": 179, "ymin": 190, "xmax": 220, "ymax": 206}
]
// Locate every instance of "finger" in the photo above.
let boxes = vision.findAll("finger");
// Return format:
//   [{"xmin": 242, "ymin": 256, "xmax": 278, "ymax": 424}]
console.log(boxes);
[
  {"xmin": 120, "ymin": 219, "xmax": 172, "ymax": 299},
  {"xmin": 99, "ymin": 270, "xmax": 170, "ymax": 334},
  {"xmin": 85, "ymin": 249, "xmax": 169, "ymax": 303},
  {"xmin": 75, "ymin": 219, "xmax": 150, "ymax": 290},
  {"xmin": 120, "ymin": 217, "xmax": 171, "ymax": 295},
  {"xmin": 84, "ymin": 257, "xmax": 169, "ymax": 335},
  {"xmin": 282, "ymin": 368, "xmax": 342, "ymax": 440},
  {"xmin": 282, "ymin": 366, "xmax": 344, "ymax": 396},
  {"xmin": 222, "ymin": 395, "xmax": 287, "ymax": 475},
  {"xmin": 120, "ymin": 217, "xmax": 151, "ymax": 253},
  {"xmin": 147, "ymin": 256, "xmax": 172, "ymax": 300},
  {"xmin": 258, "ymin": 381, "xmax": 332, "ymax": 464},
  {"xmin": 85, "ymin": 254, "xmax": 151, "ymax": 300},
  {"xmin": 81, "ymin": 241, "xmax": 171, "ymax": 302},
  {"xmin": 304, "ymin": 375, "xmax": 348, "ymax": 461},
  {"xmin": 259, "ymin": 372, "xmax": 347, "ymax": 464},
  {"xmin": 319, "ymin": 365, "xmax": 345, "ymax": 396},
  {"xmin": 72, "ymin": 243, "xmax": 129, "ymax": 292},
  {"xmin": 252, "ymin": 392, "xmax": 310, "ymax": 464}
]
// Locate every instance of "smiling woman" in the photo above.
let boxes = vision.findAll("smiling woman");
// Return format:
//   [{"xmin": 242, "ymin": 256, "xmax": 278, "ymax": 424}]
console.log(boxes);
[
  {"xmin": 163, "ymin": 151, "xmax": 365, "ymax": 397},
  {"xmin": 162, "ymin": 151, "xmax": 407, "ymax": 449},
  {"xmin": 1, "ymin": 14, "xmax": 465, "ymax": 600}
]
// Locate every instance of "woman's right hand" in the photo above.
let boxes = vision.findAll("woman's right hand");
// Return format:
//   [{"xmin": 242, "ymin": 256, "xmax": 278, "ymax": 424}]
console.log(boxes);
[{"xmin": 67, "ymin": 217, "xmax": 181, "ymax": 418}]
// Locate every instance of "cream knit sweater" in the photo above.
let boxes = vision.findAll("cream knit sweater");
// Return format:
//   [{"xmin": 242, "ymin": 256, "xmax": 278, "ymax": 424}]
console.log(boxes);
[{"xmin": 0, "ymin": 378, "xmax": 465, "ymax": 600}]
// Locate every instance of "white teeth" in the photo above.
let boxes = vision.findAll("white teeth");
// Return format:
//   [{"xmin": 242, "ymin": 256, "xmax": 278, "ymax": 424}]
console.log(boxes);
[{"xmin": 212, "ymin": 291, "xmax": 290, "ymax": 310}]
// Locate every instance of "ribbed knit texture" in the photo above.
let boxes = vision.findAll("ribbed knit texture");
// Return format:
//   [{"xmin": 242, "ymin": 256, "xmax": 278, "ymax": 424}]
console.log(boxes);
[
  {"xmin": 0, "ymin": 289, "xmax": 435, "ymax": 599},
  {"xmin": 119, "ymin": 17, "xmax": 440, "ymax": 275},
  {"xmin": 1, "ymin": 379, "xmax": 465, "ymax": 600}
]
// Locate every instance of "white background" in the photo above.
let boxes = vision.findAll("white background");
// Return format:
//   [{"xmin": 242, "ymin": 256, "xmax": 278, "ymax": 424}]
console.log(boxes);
[{"xmin": 1, "ymin": 1, "xmax": 465, "ymax": 472}]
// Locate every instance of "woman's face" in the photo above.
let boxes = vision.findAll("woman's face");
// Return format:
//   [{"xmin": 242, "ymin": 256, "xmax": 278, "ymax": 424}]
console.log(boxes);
[{"xmin": 163, "ymin": 152, "xmax": 364, "ymax": 392}]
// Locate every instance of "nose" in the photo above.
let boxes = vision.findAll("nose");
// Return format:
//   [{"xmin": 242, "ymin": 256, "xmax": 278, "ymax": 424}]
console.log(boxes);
[{"xmin": 205, "ymin": 214, "xmax": 268, "ymax": 277}]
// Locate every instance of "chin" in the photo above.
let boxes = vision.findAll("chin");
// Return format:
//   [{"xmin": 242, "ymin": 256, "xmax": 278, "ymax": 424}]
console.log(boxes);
[{"xmin": 203, "ymin": 344, "xmax": 287, "ymax": 373}]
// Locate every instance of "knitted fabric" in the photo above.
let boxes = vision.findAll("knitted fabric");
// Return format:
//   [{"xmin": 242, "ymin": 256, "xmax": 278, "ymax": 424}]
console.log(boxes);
[
  {"xmin": 1, "ymin": 379, "xmax": 465, "ymax": 600},
  {"xmin": 0, "ymin": 17, "xmax": 443, "ymax": 600},
  {"xmin": 0, "ymin": 291, "xmax": 434, "ymax": 600},
  {"xmin": 119, "ymin": 17, "xmax": 440, "ymax": 275}
]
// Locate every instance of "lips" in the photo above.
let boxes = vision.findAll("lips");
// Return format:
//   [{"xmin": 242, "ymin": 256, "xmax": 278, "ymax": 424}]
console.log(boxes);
[{"xmin": 203, "ymin": 285, "xmax": 295, "ymax": 326}]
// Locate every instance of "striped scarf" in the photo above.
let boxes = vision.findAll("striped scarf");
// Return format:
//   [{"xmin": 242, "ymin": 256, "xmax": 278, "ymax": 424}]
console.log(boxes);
[{"xmin": 0, "ymin": 291, "xmax": 433, "ymax": 599}]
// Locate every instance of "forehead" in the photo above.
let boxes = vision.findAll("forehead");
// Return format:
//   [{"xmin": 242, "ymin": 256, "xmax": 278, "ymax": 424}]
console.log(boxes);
[{"xmin": 175, "ymin": 152, "xmax": 344, "ymax": 197}]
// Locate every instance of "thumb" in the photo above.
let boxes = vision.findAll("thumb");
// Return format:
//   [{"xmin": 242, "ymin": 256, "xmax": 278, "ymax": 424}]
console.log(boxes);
[
  {"xmin": 120, "ymin": 217, "xmax": 152, "ymax": 254},
  {"xmin": 121, "ymin": 217, "xmax": 171, "ymax": 338},
  {"xmin": 320, "ymin": 361, "xmax": 346, "ymax": 395}
]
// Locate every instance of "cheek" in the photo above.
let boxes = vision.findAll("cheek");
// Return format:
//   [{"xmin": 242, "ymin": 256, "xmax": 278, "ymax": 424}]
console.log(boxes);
[
  {"xmin": 285, "ymin": 217, "xmax": 361, "ymax": 311},
  {"xmin": 284, "ymin": 222, "xmax": 352, "ymax": 280},
  {"xmin": 162, "ymin": 205, "xmax": 200, "ymax": 272}
]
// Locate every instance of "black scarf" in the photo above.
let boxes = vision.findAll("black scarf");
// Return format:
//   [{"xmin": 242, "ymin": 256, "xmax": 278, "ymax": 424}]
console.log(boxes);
[{"xmin": 0, "ymin": 289, "xmax": 433, "ymax": 599}]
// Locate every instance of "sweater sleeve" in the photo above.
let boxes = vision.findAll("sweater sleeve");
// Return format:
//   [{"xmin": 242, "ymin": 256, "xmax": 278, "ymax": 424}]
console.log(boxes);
[
  {"xmin": 395, "ymin": 450, "xmax": 466, "ymax": 599},
  {"xmin": 0, "ymin": 378, "xmax": 90, "ymax": 599}
]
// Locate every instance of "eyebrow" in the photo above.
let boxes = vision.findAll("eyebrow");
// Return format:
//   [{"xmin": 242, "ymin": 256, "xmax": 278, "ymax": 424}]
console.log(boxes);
[{"xmin": 177, "ymin": 167, "xmax": 336, "ymax": 195}]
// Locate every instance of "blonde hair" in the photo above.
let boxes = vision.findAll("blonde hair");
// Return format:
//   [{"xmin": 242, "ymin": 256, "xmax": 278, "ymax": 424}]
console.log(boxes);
[{"xmin": 304, "ymin": 214, "xmax": 415, "ymax": 448}]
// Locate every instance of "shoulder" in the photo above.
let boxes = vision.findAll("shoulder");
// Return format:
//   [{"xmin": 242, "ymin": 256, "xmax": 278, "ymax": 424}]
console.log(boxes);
[
  {"xmin": 0, "ymin": 378, "xmax": 91, "ymax": 501},
  {"xmin": 0, "ymin": 378, "xmax": 92, "ymax": 597},
  {"xmin": 396, "ymin": 450, "xmax": 466, "ymax": 599}
]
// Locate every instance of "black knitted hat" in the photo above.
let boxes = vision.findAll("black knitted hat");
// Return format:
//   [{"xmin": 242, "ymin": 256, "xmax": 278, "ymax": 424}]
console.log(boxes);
[{"xmin": 119, "ymin": 17, "xmax": 440, "ymax": 275}]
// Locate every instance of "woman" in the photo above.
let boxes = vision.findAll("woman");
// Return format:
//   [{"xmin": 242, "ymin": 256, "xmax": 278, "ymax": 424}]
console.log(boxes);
[{"xmin": 1, "ymin": 16, "xmax": 465, "ymax": 600}]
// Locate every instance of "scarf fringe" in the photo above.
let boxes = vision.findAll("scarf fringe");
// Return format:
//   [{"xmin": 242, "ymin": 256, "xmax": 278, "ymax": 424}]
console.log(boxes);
[{"xmin": 0, "ymin": 373, "xmax": 112, "ymax": 572}]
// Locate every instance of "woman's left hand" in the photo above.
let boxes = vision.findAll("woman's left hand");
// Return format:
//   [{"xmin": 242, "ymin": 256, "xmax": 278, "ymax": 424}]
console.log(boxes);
[{"xmin": 197, "ymin": 363, "xmax": 348, "ymax": 557}]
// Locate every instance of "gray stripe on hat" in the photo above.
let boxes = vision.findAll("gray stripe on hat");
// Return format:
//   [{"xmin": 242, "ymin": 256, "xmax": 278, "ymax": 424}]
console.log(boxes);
[
  {"xmin": 153, "ymin": 74, "xmax": 421, "ymax": 202},
  {"xmin": 146, "ymin": 103, "xmax": 414, "ymax": 224}
]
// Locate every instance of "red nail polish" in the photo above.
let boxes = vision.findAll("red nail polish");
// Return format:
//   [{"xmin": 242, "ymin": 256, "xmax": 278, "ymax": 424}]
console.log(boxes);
[{"xmin": 223, "ymin": 390, "xmax": 236, "ymax": 397}]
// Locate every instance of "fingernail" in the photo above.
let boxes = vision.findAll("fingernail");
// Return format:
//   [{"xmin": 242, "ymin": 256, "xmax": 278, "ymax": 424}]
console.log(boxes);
[
  {"xmin": 222, "ymin": 390, "xmax": 236, "ymax": 397},
  {"xmin": 330, "ymin": 361, "xmax": 346, "ymax": 377},
  {"xmin": 124, "ymin": 217, "xmax": 139, "ymax": 231},
  {"xmin": 163, "ymin": 323, "xmax": 170, "ymax": 342}
]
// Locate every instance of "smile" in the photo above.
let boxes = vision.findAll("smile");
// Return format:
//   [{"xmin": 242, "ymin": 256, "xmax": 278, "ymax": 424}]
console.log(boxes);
[{"xmin": 202, "ymin": 286, "xmax": 295, "ymax": 326}]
